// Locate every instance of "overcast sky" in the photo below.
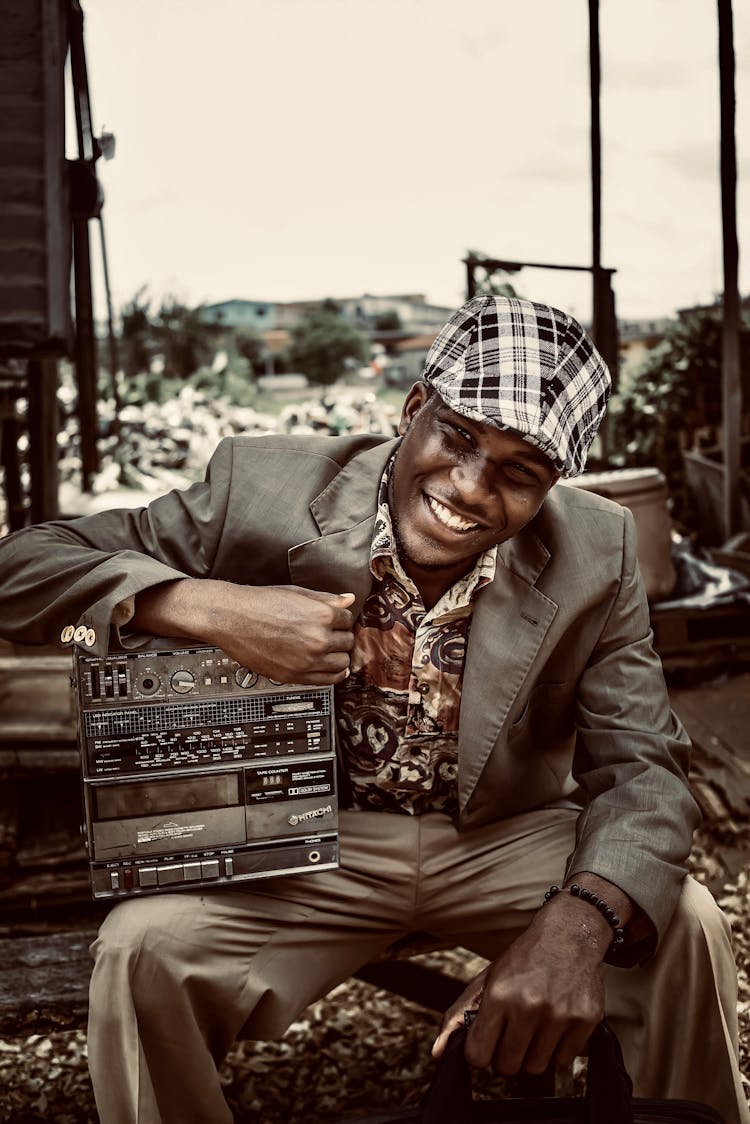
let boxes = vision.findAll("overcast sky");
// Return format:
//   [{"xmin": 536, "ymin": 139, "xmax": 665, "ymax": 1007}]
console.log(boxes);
[{"xmin": 79, "ymin": 0, "xmax": 749, "ymax": 324}]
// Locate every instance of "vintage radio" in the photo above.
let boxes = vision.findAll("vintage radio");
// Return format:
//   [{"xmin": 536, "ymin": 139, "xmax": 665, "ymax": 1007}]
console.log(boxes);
[{"xmin": 74, "ymin": 642, "xmax": 339, "ymax": 899}]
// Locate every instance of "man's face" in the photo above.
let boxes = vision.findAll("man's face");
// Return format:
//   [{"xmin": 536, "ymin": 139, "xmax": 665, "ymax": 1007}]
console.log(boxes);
[{"xmin": 389, "ymin": 384, "xmax": 559, "ymax": 601}]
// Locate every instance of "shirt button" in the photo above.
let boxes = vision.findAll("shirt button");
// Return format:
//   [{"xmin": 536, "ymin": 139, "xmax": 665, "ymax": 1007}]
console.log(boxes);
[{"xmin": 421, "ymin": 654, "xmax": 430, "ymax": 665}]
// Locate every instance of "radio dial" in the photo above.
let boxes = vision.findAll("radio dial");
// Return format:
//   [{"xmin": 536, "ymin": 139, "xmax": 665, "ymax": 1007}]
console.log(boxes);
[
  {"xmin": 170, "ymin": 669, "xmax": 196, "ymax": 694},
  {"xmin": 234, "ymin": 667, "xmax": 259, "ymax": 689},
  {"xmin": 136, "ymin": 671, "xmax": 161, "ymax": 696}
]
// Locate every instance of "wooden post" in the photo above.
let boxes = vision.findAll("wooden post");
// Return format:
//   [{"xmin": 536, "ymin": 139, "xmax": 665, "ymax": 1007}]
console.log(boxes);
[
  {"xmin": 26, "ymin": 357, "xmax": 59, "ymax": 523},
  {"xmin": 717, "ymin": 0, "xmax": 742, "ymax": 539},
  {"xmin": 72, "ymin": 215, "xmax": 99, "ymax": 491}
]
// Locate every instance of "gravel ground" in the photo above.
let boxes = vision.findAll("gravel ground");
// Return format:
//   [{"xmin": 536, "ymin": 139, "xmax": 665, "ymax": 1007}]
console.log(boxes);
[{"xmin": 1, "ymin": 845, "xmax": 749, "ymax": 1124}]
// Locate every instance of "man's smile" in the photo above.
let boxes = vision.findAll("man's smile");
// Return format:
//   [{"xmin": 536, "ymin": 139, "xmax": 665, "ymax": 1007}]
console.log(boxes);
[{"xmin": 425, "ymin": 493, "xmax": 482, "ymax": 534}]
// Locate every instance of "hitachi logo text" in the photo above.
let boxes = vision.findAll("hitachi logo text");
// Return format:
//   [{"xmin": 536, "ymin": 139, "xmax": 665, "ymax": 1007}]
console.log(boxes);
[{"xmin": 287, "ymin": 805, "xmax": 333, "ymax": 827}]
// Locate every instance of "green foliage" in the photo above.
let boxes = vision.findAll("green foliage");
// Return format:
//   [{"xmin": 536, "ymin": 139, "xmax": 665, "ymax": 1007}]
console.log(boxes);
[
  {"xmin": 120, "ymin": 286, "xmax": 153, "ymax": 377},
  {"xmin": 154, "ymin": 296, "xmax": 219, "ymax": 379},
  {"xmin": 373, "ymin": 309, "xmax": 402, "ymax": 332},
  {"xmin": 611, "ymin": 306, "xmax": 750, "ymax": 523},
  {"xmin": 235, "ymin": 330, "xmax": 266, "ymax": 378},
  {"xmin": 118, "ymin": 289, "xmax": 221, "ymax": 381},
  {"xmin": 465, "ymin": 249, "xmax": 519, "ymax": 299},
  {"xmin": 287, "ymin": 306, "xmax": 368, "ymax": 387}
]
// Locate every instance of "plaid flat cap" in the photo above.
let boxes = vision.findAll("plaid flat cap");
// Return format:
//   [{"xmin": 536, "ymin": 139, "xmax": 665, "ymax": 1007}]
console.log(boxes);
[{"xmin": 422, "ymin": 296, "xmax": 611, "ymax": 478}]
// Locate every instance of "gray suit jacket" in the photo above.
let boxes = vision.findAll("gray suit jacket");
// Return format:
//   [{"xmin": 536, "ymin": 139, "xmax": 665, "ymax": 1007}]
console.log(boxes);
[{"xmin": 0, "ymin": 432, "xmax": 699, "ymax": 952}]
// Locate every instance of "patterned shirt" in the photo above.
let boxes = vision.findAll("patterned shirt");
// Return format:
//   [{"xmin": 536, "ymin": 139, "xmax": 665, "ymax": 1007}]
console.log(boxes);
[{"xmin": 335, "ymin": 461, "xmax": 497, "ymax": 815}]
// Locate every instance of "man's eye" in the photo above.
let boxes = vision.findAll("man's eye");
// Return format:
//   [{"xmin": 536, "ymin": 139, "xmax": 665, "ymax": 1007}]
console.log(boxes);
[{"xmin": 506, "ymin": 462, "xmax": 537, "ymax": 481}]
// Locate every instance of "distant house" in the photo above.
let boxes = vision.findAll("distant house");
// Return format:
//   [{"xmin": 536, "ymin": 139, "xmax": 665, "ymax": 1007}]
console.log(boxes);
[
  {"xmin": 617, "ymin": 317, "xmax": 674, "ymax": 383},
  {"xmin": 384, "ymin": 332, "xmax": 440, "ymax": 386},
  {"xmin": 202, "ymin": 300, "xmax": 278, "ymax": 333},
  {"xmin": 202, "ymin": 293, "xmax": 456, "ymax": 338}
]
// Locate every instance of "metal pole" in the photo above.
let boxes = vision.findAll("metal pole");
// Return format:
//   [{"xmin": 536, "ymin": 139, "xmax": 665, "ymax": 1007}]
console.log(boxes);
[
  {"xmin": 588, "ymin": 0, "xmax": 612, "ymax": 456},
  {"xmin": 589, "ymin": 0, "xmax": 602, "ymax": 330},
  {"xmin": 717, "ymin": 0, "xmax": 742, "ymax": 539}
]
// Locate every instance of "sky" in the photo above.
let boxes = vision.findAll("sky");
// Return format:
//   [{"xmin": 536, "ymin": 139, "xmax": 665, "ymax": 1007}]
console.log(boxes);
[{"xmin": 77, "ymin": 0, "xmax": 750, "ymax": 325}]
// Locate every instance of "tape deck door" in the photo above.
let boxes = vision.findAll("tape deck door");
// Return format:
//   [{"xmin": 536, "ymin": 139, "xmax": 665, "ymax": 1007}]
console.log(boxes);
[{"xmin": 75, "ymin": 643, "xmax": 339, "ymax": 899}]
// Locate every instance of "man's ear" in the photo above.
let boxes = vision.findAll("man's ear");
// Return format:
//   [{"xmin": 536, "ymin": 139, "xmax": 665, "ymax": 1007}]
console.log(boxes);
[{"xmin": 398, "ymin": 383, "xmax": 432, "ymax": 436}]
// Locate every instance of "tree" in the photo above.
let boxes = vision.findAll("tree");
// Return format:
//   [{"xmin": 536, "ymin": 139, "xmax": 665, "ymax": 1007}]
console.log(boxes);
[
  {"xmin": 287, "ymin": 306, "xmax": 367, "ymax": 387},
  {"xmin": 235, "ymin": 329, "xmax": 267, "ymax": 379},
  {"xmin": 465, "ymin": 249, "xmax": 519, "ymax": 299},
  {"xmin": 120, "ymin": 286, "xmax": 153, "ymax": 377},
  {"xmin": 611, "ymin": 305, "xmax": 750, "ymax": 525},
  {"xmin": 373, "ymin": 309, "xmax": 402, "ymax": 332},
  {"xmin": 153, "ymin": 296, "xmax": 219, "ymax": 379}
]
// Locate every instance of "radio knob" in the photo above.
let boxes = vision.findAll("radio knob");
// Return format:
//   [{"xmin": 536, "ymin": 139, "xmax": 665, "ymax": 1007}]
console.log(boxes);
[
  {"xmin": 170, "ymin": 669, "xmax": 196, "ymax": 694},
  {"xmin": 234, "ymin": 667, "xmax": 259, "ymax": 689},
  {"xmin": 136, "ymin": 671, "xmax": 161, "ymax": 696}
]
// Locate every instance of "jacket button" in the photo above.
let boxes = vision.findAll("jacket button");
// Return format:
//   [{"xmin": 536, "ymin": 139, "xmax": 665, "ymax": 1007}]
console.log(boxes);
[
  {"xmin": 85, "ymin": 628, "xmax": 96, "ymax": 647},
  {"xmin": 60, "ymin": 625, "xmax": 75, "ymax": 643},
  {"xmin": 73, "ymin": 625, "xmax": 87, "ymax": 642}
]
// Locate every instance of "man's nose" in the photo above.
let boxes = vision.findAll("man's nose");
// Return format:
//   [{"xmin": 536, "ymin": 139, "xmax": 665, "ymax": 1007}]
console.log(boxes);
[{"xmin": 449, "ymin": 460, "xmax": 498, "ymax": 509}]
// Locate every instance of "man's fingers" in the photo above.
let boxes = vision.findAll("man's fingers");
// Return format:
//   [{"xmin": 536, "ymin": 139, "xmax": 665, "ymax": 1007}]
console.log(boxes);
[
  {"xmin": 431, "ymin": 1011, "xmax": 467, "ymax": 1058},
  {"xmin": 294, "ymin": 588, "xmax": 355, "ymax": 630}
]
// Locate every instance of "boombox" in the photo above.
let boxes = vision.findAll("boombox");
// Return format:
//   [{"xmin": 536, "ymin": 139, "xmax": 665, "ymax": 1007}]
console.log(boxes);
[{"xmin": 74, "ymin": 642, "xmax": 339, "ymax": 900}]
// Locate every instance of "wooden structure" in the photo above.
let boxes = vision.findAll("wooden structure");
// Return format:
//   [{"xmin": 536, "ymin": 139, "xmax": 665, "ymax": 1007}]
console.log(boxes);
[{"xmin": 0, "ymin": 0, "xmax": 102, "ymax": 530}]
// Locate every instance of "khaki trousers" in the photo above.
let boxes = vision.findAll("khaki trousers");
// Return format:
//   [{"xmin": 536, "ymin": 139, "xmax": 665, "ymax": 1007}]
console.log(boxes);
[{"xmin": 87, "ymin": 808, "xmax": 748, "ymax": 1124}]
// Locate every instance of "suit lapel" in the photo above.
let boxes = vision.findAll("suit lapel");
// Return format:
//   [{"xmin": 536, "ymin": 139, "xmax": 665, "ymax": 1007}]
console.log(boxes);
[
  {"xmin": 287, "ymin": 438, "xmax": 398, "ymax": 614},
  {"xmin": 458, "ymin": 529, "xmax": 558, "ymax": 812}
]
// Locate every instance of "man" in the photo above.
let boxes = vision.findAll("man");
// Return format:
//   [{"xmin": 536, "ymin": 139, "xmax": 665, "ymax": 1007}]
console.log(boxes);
[{"xmin": 0, "ymin": 296, "xmax": 746, "ymax": 1124}]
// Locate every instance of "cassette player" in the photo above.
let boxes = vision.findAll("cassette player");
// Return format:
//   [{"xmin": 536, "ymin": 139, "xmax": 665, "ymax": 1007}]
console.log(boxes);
[{"xmin": 74, "ymin": 642, "xmax": 339, "ymax": 899}]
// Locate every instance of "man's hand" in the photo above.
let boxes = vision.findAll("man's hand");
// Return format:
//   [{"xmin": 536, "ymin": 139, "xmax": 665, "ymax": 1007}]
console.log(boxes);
[
  {"xmin": 432, "ymin": 877, "xmax": 632, "ymax": 1075},
  {"xmin": 133, "ymin": 579, "xmax": 356, "ymax": 685}
]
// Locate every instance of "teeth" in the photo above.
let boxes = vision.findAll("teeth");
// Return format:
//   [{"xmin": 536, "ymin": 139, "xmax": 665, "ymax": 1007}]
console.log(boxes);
[{"xmin": 427, "ymin": 496, "xmax": 479, "ymax": 532}]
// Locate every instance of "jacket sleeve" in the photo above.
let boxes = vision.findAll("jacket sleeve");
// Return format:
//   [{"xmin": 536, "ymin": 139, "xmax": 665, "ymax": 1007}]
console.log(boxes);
[
  {"xmin": 565, "ymin": 507, "xmax": 700, "ymax": 960},
  {"xmin": 0, "ymin": 437, "xmax": 236, "ymax": 656}
]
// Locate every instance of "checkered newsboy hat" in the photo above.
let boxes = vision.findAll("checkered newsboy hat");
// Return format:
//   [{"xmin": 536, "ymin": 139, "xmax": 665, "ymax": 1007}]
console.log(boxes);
[{"xmin": 421, "ymin": 296, "xmax": 611, "ymax": 478}]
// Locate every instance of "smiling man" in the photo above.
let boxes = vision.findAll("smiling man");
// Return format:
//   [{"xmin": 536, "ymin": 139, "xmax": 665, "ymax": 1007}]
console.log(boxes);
[{"xmin": 0, "ymin": 296, "xmax": 746, "ymax": 1124}]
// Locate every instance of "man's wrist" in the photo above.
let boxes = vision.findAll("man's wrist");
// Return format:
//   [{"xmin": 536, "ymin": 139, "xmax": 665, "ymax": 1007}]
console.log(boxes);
[
  {"xmin": 534, "ymin": 872, "xmax": 635, "ymax": 962},
  {"xmin": 543, "ymin": 884, "xmax": 624, "ymax": 954}
]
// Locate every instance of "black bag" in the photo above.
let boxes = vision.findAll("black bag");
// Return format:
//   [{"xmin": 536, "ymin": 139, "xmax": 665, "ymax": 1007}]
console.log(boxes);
[{"xmin": 346, "ymin": 1021, "xmax": 725, "ymax": 1124}]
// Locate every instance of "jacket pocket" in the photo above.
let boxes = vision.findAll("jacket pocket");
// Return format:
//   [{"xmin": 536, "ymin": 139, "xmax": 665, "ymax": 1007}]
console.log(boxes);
[{"xmin": 508, "ymin": 681, "xmax": 573, "ymax": 743}]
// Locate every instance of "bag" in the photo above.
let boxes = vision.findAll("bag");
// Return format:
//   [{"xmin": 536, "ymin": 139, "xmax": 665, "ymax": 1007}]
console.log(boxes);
[{"xmin": 346, "ymin": 1021, "xmax": 725, "ymax": 1124}]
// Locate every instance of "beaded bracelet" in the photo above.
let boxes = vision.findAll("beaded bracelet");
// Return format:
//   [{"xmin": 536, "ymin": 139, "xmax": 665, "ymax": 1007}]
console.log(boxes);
[{"xmin": 543, "ymin": 883, "xmax": 625, "ymax": 953}]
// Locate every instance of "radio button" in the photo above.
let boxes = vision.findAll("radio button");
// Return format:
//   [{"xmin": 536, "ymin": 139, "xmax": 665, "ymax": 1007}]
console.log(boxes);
[
  {"xmin": 183, "ymin": 862, "xmax": 203, "ymax": 881},
  {"xmin": 224, "ymin": 857, "xmax": 234, "ymax": 877},
  {"xmin": 200, "ymin": 859, "xmax": 220, "ymax": 879},
  {"xmin": 110, "ymin": 871, "xmax": 121, "ymax": 890},
  {"xmin": 157, "ymin": 865, "xmax": 183, "ymax": 886},
  {"xmin": 138, "ymin": 867, "xmax": 158, "ymax": 888}
]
